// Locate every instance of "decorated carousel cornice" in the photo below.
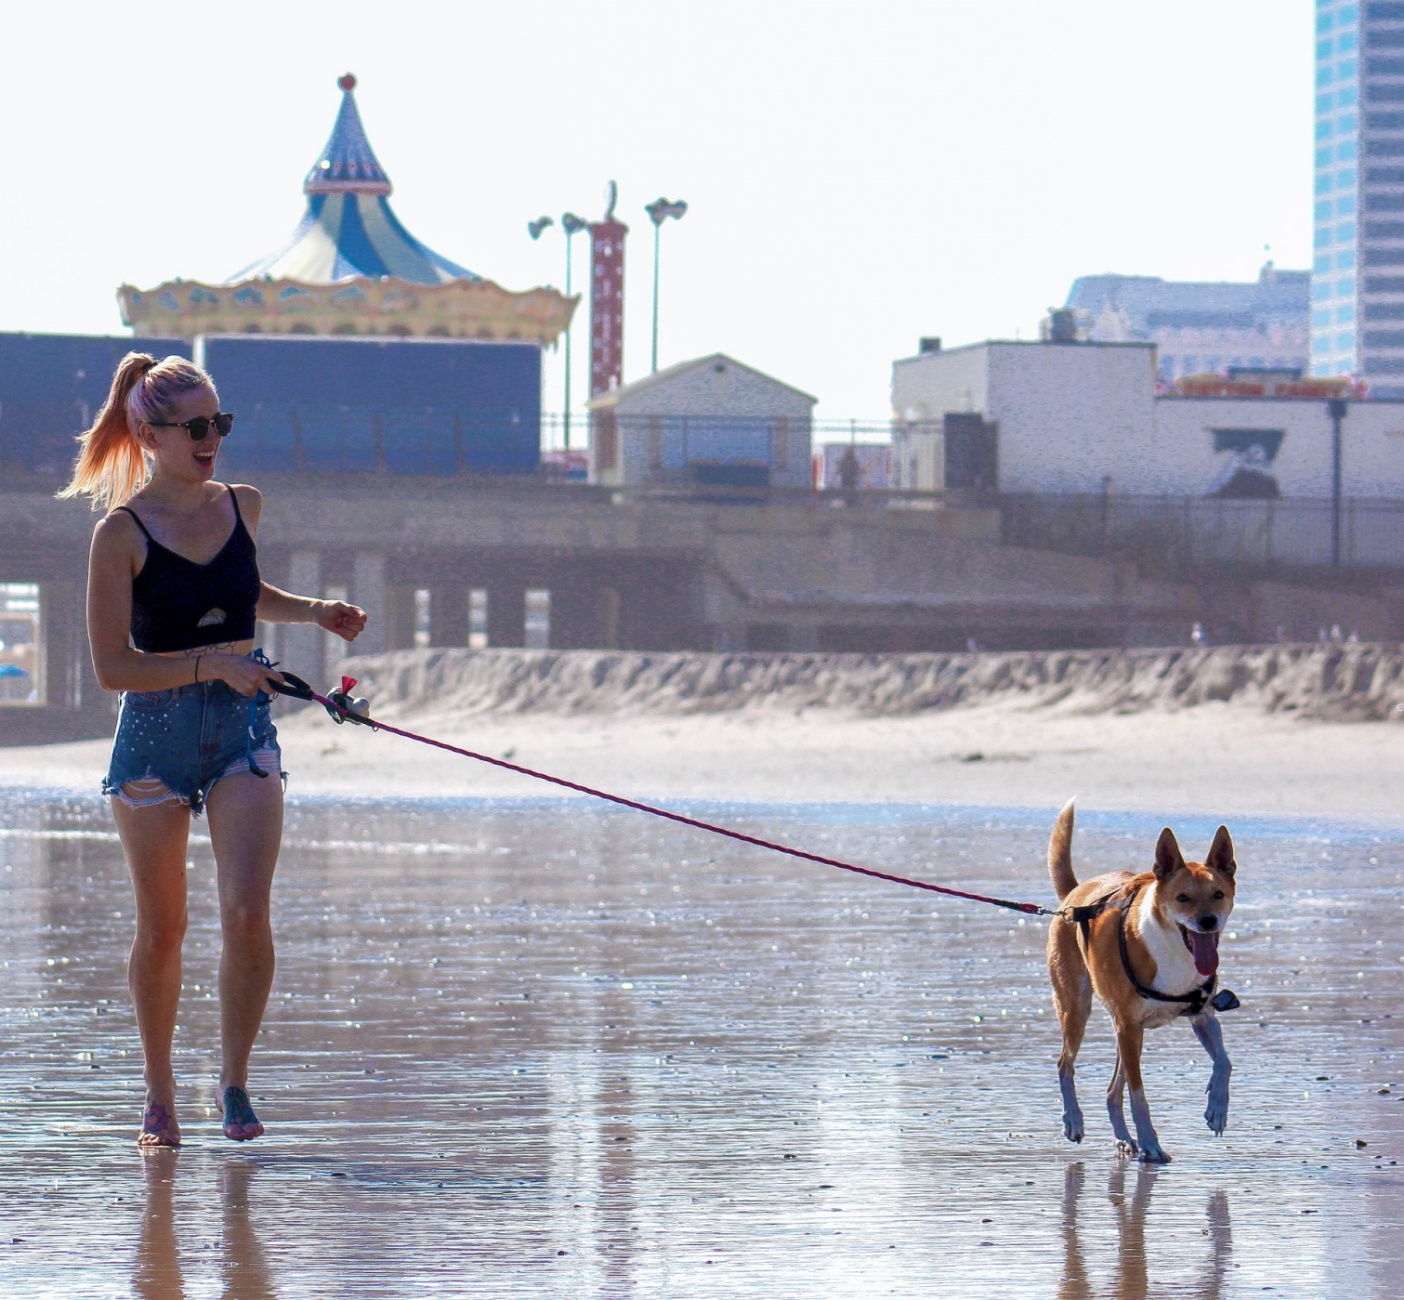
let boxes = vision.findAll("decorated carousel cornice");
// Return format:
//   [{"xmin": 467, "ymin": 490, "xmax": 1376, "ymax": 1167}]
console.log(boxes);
[{"xmin": 118, "ymin": 75, "xmax": 577, "ymax": 344}]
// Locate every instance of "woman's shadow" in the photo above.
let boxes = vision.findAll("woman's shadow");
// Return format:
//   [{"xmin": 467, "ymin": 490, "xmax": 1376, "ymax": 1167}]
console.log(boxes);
[
  {"xmin": 1058, "ymin": 1160, "xmax": 1233, "ymax": 1300},
  {"xmin": 134, "ymin": 1148, "xmax": 276, "ymax": 1299}
]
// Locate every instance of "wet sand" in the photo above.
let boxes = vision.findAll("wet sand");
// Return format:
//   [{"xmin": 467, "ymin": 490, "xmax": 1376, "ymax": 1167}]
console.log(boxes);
[{"xmin": 1, "ymin": 791, "xmax": 1403, "ymax": 1295}]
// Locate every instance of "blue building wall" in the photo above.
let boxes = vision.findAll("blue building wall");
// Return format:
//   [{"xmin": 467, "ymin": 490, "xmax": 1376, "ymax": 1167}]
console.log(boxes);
[
  {"xmin": 201, "ymin": 335, "xmax": 541, "ymax": 476},
  {"xmin": 0, "ymin": 333, "xmax": 190, "ymax": 474}
]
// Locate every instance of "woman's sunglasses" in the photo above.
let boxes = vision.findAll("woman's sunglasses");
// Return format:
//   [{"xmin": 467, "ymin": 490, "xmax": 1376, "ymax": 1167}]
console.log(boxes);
[{"xmin": 148, "ymin": 412, "xmax": 235, "ymax": 442}]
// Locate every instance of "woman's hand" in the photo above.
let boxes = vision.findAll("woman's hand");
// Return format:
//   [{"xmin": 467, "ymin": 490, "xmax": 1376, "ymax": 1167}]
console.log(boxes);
[
  {"xmin": 314, "ymin": 601, "xmax": 367, "ymax": 643},
  {"xmin": 206, "ymin": 654, "xmax": 285, "ymax": 699}
]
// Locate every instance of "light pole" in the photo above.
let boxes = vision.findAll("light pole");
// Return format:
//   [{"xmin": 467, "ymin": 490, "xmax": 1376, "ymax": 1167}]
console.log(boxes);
[
  {"xmin": 561, "ymin": 213, "xmax": 587, "ymax": 450},
  {"xmin": 645, "ymin": 197, "xmax": 687, "ymax": 373},
  {"xmin": 531, "ymin": 213, "xmax": 591, "ymax": 451},
  {"xmin": 528, "ymin": 215, "xmax": 556, "ymax": 449},
  {"xmin": 1328, "ymin": 396, "xmax": 1348, "ymax": 567}
]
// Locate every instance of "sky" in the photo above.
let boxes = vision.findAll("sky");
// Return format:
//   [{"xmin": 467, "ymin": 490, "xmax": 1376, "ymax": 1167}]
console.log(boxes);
[{"xmin": 0, "ymin": 1, "xmax": 1314, "ymax": 426}]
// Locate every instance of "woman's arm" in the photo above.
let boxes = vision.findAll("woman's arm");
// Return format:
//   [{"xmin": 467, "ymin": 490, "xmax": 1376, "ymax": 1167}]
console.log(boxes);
[
  {"xmin": 86, "ymin": 515, "xmax": 282, "ymax": 696},
  {"xmin": 257, "ymin": 583, "xmax": 366, "ymax": 642},
  {"xmin": 234, "ymin": 486, "xmax": 367, "ymax": 642}
]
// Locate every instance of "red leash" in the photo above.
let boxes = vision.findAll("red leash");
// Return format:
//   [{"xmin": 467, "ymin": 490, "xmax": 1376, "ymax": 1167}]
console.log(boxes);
[{"xmin": 277, "ymin": 673, "xmax": 1053, "ymax": 918}]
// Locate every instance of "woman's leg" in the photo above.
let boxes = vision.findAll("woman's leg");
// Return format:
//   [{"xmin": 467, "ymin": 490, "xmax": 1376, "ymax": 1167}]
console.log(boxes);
[
  {"xmin": 111, "ymin": 797, "xmax": 191, "ymax": 1146},
  {"xmin": 205, "ymin": 769, "xmax": 283, "ymax": 1140}
]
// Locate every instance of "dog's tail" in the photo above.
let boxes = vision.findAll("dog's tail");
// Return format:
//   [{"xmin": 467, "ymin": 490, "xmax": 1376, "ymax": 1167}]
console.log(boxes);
[{"xmin": 1048, "ymin": 798, "xmax": 1078, "ymax": 900}]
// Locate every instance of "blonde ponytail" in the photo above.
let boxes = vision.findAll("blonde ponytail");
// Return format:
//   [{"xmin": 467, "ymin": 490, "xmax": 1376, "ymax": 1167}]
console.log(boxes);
[{"xmin": 58, "ymin": 352, "xmax": 216, "ymax": 510}]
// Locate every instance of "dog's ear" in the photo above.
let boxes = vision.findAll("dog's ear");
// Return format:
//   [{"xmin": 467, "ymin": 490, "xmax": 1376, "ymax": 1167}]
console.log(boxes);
[
  {"xmin": 1153, "ymin": 827, "xmax": 1185, "ymax": 880},
  {"xmin": 1205, "ymin": 825, "xmax": 1236, "ymax": 878}
]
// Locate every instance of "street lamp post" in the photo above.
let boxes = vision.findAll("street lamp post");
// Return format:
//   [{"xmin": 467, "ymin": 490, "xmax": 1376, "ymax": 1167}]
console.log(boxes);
[
  {"xmin": 531, "ymin": 213, "xmax": 589, "ymax": 451},
  {"xmin": 645, "ymin": 197, "xmax": 688, "ymax": 373},
  {"xmin": 1328, "ymin": 396, "xmax": 1348, "ymax": 567},
  {"xmin": 528, "ymin": 215, "xmax": 557, "ymax": 448},
  {"xmin": 561, "ymin": 213, "xmax": 587, "ymax": 450}
]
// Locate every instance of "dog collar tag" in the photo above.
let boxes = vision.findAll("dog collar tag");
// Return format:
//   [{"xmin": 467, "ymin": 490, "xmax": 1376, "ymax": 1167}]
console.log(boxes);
[{"xmin": 1210, "ymin": 988, "xmax": 1240, "ymax": 1013}]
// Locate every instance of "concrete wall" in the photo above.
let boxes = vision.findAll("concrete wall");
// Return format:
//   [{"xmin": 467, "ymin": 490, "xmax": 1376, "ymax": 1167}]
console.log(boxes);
[{"xmin": 1153, "ymin": 398, "xmax": 1404, "ymax": 497}]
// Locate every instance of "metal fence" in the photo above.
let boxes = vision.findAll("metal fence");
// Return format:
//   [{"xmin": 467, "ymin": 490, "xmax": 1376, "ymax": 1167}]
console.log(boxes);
[{"xmin": 1000, "ymin": 493, "xmax": 1404, "ymax": 572}]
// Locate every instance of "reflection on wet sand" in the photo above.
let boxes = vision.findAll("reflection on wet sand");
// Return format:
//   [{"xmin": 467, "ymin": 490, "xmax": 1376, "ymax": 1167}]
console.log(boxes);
[
  {"xmin": 135, "ymin": 1150, "xmax": 182, "ymax": 1299},
  {"xmin": 134, "ymin": 1151, "xmax": 275, "ymax": 1300},
  {"xmin": 2, "ymin": 793, "xmax": 1403, "ymax": 1294},
  {"xmin": 1059, "ymin": 1162, "xmax": 1232, "ymax": 1300},
  {"xmin": 220, "ymin": 1159, "xmax": 275, "ymax": 1300}
]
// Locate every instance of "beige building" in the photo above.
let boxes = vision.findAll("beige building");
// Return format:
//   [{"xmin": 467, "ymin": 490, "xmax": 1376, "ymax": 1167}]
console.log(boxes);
[{"xmin": 587, "ymin": 354, "xmax": 815, "ymax": 488}]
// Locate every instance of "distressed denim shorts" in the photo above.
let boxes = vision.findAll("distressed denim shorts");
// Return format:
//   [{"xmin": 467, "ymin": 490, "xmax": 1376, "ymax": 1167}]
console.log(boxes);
[{"xmin": 103, "ymin": 665, "xmax": 284, "ymax": 816}]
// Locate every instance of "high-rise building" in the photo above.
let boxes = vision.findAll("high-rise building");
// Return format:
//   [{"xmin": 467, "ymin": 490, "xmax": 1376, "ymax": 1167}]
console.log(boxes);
[{"xmin": 1312, "ymin": 1, "xmax": 1404, "ymax": 395}]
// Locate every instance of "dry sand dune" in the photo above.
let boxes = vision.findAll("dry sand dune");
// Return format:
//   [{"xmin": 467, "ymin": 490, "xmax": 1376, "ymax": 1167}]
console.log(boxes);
[
  {"xmin": 327, "ymin": 643, "xmax": 1404, "ymax": 723},
  {"xmin": 5, "ymin": 645, "xmax": 1403, "ymax": 822}
]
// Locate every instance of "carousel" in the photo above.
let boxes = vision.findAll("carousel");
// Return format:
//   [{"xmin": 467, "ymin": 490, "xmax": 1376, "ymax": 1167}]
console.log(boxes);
[{"xmin": 118, "ymin": 75, "xmax": 576, "ymax": 343}]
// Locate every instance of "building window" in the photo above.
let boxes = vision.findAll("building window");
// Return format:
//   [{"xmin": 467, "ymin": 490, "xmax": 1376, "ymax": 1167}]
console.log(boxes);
[{"xmin": 0, "ymin": 582, "xmax": 43, "ymax": 707}]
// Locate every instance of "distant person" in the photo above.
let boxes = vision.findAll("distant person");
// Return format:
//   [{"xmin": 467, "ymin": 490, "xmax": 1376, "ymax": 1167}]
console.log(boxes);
[
  {"xmin": 1190, "ymin": 622, "xmax": 1208, "ymax": 647},
  {"xmin": 59, "ymin": 353, "xmax": 366, "ymax": 1146}
]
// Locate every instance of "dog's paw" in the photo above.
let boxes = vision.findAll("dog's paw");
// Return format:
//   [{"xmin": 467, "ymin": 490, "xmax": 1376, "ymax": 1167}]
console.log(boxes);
[
  {"xmin": 1205, "ymin": 1080, "xmax": 1230, "ymax": 1135},
  {"xmin": 1115, "ymin": 1138, "xmax": 1139, "ymax": 1159},
  {"xmin": 1137, "ymin": 1141, "xmax": 1172, "ymax": 1165},
  {"xmin": 1062, "ymin": 1113, "xmax": 1084, "ymax": 1144}
]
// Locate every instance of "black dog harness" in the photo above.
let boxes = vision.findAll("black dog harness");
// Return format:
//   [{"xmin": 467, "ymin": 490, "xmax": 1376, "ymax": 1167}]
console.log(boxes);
[{"xmin": 1068, "ymin": 885, "xmax": 1239, "ymax": 1017}]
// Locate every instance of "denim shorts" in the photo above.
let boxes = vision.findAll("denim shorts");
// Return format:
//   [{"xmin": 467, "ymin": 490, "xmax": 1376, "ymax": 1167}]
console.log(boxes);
[{"xmin": 103, "ymin": 668, "xmax": 284, "ymax": 816}]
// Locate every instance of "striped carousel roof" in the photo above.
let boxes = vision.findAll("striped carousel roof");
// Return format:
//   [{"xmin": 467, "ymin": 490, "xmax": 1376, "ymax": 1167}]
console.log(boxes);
[{"xmin": 230, "ymin": 74, "xmax": 478, "ymax": 287}]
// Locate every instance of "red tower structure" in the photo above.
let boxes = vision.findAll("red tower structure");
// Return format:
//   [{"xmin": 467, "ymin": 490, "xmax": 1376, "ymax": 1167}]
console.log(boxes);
[{"xmin": 590, "ymin": 183, "xmax": 628, "ymax": 396}]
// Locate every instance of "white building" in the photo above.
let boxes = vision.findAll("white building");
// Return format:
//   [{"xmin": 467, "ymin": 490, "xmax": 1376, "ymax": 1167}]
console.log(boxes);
[
  {"xmin": 586, "ymin": 353, "xmax": 815, "ymax": 488},
  {"xmin": 892, "ymin": 339, "xmax": 1404, "ymax": 498}
]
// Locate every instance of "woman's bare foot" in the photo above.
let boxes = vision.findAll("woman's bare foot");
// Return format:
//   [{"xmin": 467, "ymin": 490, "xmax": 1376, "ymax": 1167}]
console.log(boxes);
[
  {"xmin": 138, "ymin": 1094, "xmax": 181, "ymax": 1147},
  {"xmin": 217, "ymin": 1085, "xmax": 264, "ymax": 1142}
]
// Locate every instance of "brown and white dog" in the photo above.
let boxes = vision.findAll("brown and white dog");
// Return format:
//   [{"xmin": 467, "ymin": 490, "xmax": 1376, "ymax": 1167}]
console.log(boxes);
[{"xmin": 1045, "ymin": 799, "xmax": 1237, "ymax": 1163}]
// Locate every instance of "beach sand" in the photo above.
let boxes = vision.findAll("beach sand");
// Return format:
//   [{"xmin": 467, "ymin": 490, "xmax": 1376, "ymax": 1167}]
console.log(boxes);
[{"xmin": 5, "ymin": 695, "xmax": 1403, "ymax": 822}]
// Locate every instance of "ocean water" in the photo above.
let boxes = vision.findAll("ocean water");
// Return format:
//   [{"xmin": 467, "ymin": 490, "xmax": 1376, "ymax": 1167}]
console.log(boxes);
[{"xmin": 0, "ymin": 788, "xmax": 1401, "ymax": 1297}]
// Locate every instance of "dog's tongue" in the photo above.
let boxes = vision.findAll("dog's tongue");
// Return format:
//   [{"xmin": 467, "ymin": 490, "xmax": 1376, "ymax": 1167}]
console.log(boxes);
[{"xmin": 1189, "ymin": 929, "xmax": 1220, "ymax": 976}]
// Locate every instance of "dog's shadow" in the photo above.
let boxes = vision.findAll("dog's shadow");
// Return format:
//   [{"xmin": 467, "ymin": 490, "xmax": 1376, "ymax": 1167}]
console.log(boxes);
[{"xmin": 1058, "ymin": 1161, "xmax": 1232, "ymax": 1300}]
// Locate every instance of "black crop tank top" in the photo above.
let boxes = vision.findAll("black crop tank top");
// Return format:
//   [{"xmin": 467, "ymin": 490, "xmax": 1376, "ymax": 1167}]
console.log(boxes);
[{"xmin": 114, "ymin": 485, "xmax": 262, "ymax": 653}]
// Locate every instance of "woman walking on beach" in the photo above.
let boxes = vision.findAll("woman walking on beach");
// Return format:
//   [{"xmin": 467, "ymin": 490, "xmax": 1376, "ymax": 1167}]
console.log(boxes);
[{"xmin": 60, "ymin": 352, "xmax": 366, "ymax": 1145}]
